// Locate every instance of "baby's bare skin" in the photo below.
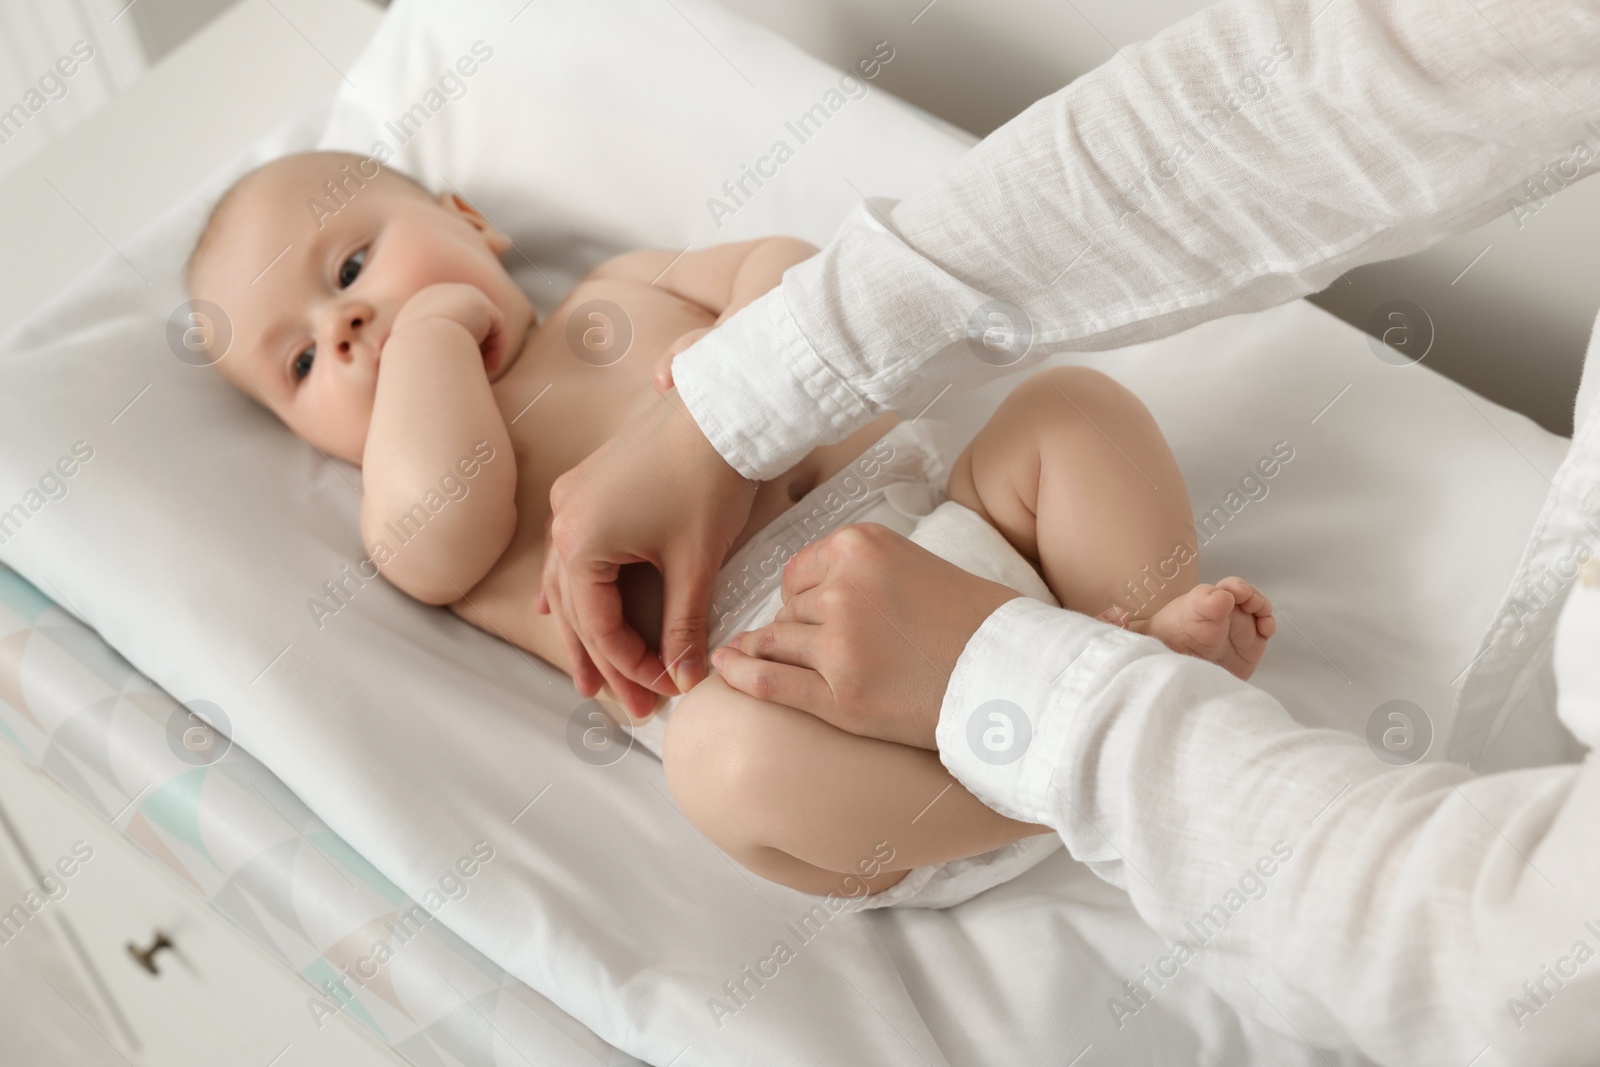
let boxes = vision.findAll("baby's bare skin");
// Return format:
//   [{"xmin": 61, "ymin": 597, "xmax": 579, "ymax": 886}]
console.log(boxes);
[
  {"xmin": 668, "ymin": 366, "xmax": 1274, "ymax": 898},
  {"xmin": 190, "ymin": 151, "xmax": 1273, "ymax": 902},
  {"xmin": 188, "ymin": 151, "xmax": 894, "ymax": 716}
]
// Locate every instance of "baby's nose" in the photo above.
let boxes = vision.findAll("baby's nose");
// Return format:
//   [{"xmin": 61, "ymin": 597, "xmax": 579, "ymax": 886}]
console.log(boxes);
[{"xmin": 337, "ymin": 315, "xmax": 365, "ymax": 354}]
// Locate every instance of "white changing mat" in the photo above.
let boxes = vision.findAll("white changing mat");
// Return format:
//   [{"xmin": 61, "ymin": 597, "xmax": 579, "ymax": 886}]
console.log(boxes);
[{"xmin": 0, "ymin": 0, "xmax": 1573, "ymax": 1063}]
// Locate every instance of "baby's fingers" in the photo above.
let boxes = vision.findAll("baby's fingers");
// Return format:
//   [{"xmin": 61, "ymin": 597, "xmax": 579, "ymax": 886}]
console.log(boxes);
[
  {"xmin": 654, "ymin": 327, "xmax": 713, "ymax": 393},
  {"xmin": 652, "ymin": 352, "xmax": 676, "ymax": 395},
  {"xmin": 667, "ymin": 327, "xmax": 712, "ymax": 357}
]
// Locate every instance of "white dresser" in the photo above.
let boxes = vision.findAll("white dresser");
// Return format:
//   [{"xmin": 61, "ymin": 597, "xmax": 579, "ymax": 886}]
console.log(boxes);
[{"xmin": 0, "ymin": 748, "xmax": 405, "ymax": 1066}]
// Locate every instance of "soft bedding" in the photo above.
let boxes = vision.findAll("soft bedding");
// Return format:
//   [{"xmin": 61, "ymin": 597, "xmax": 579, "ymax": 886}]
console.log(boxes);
[
  {"xmin": 0, "ymin": 564, "xmax": 627, "ymax": 1065},
  {"xmin": 0, "ymin": 0, "xmax": 1576, "ymax": 1063}
]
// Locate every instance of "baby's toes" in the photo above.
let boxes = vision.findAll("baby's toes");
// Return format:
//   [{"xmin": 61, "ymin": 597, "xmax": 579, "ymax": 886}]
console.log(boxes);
[
  {"xmin": 1224, "ymin": 604, "xmax": 1271, "ymax": 679},
  {"xmin": 1216, "ymin": 577, "xmax": 1266, "ymax": 614},
  {"xmin": 1182, "ymin": 585, "xmax": 1240, "ymax": 663},
  {"xmin": 1189, "ymin": 583, "xmax": 1237, "ymax": 624},
  {"xmin": 1228, "ymin": 604, "xmax": 1266, "ymax": 651}
]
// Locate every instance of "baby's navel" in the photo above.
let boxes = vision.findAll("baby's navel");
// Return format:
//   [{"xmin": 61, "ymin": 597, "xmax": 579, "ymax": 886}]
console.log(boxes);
[{"xmin": 787, "ymin": 474, "xmax": 816, "ymax": 503}]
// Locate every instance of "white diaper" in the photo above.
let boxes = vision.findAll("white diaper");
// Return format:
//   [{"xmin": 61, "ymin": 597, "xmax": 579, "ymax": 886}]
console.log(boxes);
[{"xmin": 626, "ymin": 418, "xmax": 1065, "ymax": 909}]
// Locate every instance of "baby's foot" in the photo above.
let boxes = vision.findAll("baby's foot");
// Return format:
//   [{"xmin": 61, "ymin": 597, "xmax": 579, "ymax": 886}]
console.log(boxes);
[{"xmin": 1106, "ymin": 577, "xmax": 1275, "ymax": 680}]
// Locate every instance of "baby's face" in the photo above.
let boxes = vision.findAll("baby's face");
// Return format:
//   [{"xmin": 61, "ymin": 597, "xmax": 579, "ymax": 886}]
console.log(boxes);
[{"xmin": 189, "ymin": 153, "xmax": 535, "ymax": 464}]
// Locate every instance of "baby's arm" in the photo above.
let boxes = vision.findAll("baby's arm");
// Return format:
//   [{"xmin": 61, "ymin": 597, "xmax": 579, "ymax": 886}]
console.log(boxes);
[
  {"xmin": 591, "ymin": 237, "xmax": 817, "ymax": 319},
  {"xmin": 360, "ymin": 283, "xmax": 518, "ymax": 605},
  {"xmin": 591, "ymin": 239, "xmax": 818, "ymax": 390}
]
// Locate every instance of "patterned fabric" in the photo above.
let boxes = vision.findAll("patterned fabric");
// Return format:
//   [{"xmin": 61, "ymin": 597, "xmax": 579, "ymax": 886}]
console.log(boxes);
[{"xmin": 0, "ymin": 563, "xmax": 642, "ymax": 1067}]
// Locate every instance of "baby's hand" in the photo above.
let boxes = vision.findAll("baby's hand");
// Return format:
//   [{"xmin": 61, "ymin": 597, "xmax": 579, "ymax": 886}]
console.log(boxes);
[
  {"xmin": 653, "ymin": 326, "xmax": 712, "ymax": 394},
  {"xmin": 391, "ymin": 283, "xmax": 506, "ymax": 373}
]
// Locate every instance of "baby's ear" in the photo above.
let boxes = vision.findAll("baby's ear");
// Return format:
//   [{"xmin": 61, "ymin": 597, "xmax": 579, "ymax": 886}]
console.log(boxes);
[{"xmin": 439, "ymin": 190, "xmax": 511, "ymax": 254}]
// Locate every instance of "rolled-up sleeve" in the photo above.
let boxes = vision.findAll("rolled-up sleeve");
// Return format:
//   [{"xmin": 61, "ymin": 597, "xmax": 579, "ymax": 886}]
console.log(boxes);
[
  {"xmin": 673, "ymin": 0, "xmax": 1600, "ymax": 481},
  {"xmin": 937, "ymin": 597, "xmax": 1600, "ymax": 1067}
]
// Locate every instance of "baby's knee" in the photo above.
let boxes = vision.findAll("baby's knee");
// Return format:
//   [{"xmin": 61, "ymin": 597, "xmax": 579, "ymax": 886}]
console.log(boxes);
[
  {"xmin": 661, "ymin": 675, "xmax": 785, "ymax": 849},
  {"xmin": 952, "ymin": 367, "xmax": 1139, "ymax": 499},
  {"xmin": 1010, "ymin": 365, "xmax": 1141, "ymax": 422}
]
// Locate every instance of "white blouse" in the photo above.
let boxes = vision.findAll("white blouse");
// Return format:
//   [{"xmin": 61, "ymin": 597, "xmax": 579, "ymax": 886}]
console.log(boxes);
[{"xmin": 671, "ymin": 0, "xmax": 1600, "ymax": 1061}]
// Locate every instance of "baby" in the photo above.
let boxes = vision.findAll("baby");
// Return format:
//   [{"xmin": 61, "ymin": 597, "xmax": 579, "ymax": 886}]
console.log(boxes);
[{"xmin": 187, "ymin": 151, "xmax": 1275, "ymax": 905}]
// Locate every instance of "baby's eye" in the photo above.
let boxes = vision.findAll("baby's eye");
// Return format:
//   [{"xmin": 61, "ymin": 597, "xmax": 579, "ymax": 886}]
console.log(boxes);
[
  {"xmin": 338, "ymin": 248, "xmax": 367, "ymax": 289},
  {"xmin": 293, "ymin": 346, "xmax": 315, "ymax": 382}
]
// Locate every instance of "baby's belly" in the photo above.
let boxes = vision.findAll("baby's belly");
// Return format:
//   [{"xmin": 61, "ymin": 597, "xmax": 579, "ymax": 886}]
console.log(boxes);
[
  {"xmin": 626, "ymin": 418, "xmax": 971, "ymax": 758},
  {"xmin": 611, "ymin": 412, "xmax": 903, "ymax": 650},
  {"xmin": 447, "ymin": 413, "xmax": 905, "ymax": 690},
  {"xmin": 735, "ymin": 413, "xmax": 903, "ymax": 555}
]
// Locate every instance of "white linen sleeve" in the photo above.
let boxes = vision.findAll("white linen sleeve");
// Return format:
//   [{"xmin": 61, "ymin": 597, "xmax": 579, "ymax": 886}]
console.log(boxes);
[
  {"xmin": 937, "ymin": 597, "xmax": 1600, "ymax": 1067},
  {"xmin": 673, "ymin": 0, "xmax": 1600, "ymax": 481}
]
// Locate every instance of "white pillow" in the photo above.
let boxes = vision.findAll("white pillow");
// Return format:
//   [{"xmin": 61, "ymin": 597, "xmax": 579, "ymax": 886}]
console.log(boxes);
[
  {"xmin": 316, "ymin": 0, "xmax": 971, "ymax": 316},
  {"xmin": 0, "ymin": 0, "xmax": 974, "ymax": 742}
]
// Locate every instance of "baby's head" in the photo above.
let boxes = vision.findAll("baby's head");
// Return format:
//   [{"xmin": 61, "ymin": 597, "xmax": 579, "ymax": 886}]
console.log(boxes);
[{"xmin": 186, "ymin": 151, "xmax": 534, "ymax": 464}]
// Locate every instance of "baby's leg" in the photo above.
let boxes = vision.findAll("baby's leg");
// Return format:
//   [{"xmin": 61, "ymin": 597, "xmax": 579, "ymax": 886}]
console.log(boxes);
[
  {"xmin": 946, "ymin": 365, "xmax": 1196, "ymax": 621},
  {"xmin": 661, "ymin": 367, "xmax": 1258, "ymax": 901},
  {"xmin": 946, "ymin": 365, "xmax": 1272, "ymax": 677},
  {"xmin": 662, "ymin": 675, "xmax": 1052, "ymax": 898}
]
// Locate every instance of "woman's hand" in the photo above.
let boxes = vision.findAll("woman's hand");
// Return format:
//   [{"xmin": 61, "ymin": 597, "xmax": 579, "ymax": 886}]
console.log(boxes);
[
  {"xmin": 709, "ymin": 522, "xmax": 1022, "ymax": 749},
  {"xmin": 536, "ymin": 387, "xmax": 759, "ymax": 718}
]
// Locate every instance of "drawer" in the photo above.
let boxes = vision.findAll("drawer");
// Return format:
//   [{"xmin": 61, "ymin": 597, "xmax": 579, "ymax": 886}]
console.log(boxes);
[{"xmin": 0, "ymin": 749, "xmax": 406, "ymax": 1067}]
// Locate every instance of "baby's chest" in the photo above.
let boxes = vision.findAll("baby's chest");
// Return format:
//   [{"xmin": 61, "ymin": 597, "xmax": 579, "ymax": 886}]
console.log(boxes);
[
  {"xmin": 462, "ymin": 282, "xmax": 710, "ymax": 657},
  {"xmin": 555, "ymin": 275, "xmax": 713, "ymax": 374},
  {"xmin": 497, "ymin": 279, "xmax": 711, "ymax": 449}
]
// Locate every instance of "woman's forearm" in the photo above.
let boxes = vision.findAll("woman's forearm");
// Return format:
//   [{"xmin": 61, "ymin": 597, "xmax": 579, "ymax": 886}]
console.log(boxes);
[
  {"xmin": 674, "ymin": 0, "xmax": 1600, "ymax": 482},
  {"xmin": 938, "ymin": 596, "xmax": 1600, "ymax": 1066}
]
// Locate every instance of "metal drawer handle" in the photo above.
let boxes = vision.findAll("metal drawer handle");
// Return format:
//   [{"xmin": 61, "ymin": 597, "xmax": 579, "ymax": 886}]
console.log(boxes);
[{"xmin": 127, "ymin": 930, "xmax": 173, "ymax": 975}]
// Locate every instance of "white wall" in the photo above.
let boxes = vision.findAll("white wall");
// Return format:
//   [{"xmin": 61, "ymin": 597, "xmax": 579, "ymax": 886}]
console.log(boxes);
[
  {"xmin": 0, "ymin": 1, "xmax": 145, "ymax": 179},
  {"xmin": 720, "ymin": 0, "xmax": 1600, "ymax": 435}
]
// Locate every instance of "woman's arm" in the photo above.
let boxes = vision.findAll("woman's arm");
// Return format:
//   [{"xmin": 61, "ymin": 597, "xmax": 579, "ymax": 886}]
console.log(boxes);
[
  {"xmin": 672, "ymin": 0, "xmax": 1600, "ymax": 481},
  {"xmin": 540, "ymin": 0, "xmax": 1599, "ymax": 704},
  {"xmin": 941, "ymin": 596, "xmax": 1600, "ymax": 1067},
  {"xmin": 716, "ymin": 523, "xmax": 1600, "ymax": 1065}
]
